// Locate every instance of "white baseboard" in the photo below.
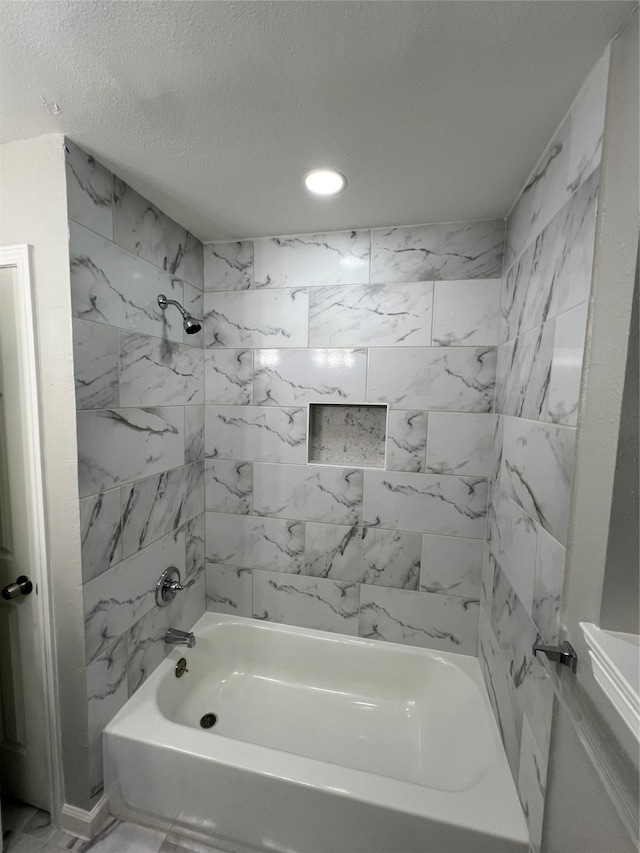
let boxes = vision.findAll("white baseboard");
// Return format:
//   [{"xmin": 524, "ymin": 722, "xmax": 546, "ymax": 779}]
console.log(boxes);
[{"xmin": 61, "ymin": 794, "xmax": 110, "ymax": 840}]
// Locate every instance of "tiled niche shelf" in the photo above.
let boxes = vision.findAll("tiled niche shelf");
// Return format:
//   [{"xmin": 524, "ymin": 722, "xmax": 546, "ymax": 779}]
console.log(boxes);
[{"xmin": 307, "ymin": 403, "xmax": 388, "ymax": 469}]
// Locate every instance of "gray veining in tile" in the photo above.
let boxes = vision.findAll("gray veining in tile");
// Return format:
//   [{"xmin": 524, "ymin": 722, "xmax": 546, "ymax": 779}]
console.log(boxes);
[
  {"xmin": 205, "ymin": 512, "xmax": 304, "ymax": 573},
  {"xmin": 253, "ymin": 230, "xmax": 369, "ymax": 288},
  {"xmin": 205, "ymin": 460, "xmax": 252, "ymax": 514},
  {"xmin": 204, "ymin": 288, "xmax": 308, "ymax": 348},
  {"xmin": 113, "ymin": 177, "xmax": 203, "ymax": 288},
  {"xmin": 119, "ymin": 331, "xmax": 204, "ymax": 407},
  {"xmin": 77, "ymin": 407, "xmax": 184, "ymax": 497},
  {"xmin": 363, "ymin": 470, "xmax": 488, "ymax": 538},
  {"xmin": 253, "ymin": 570, "xmax": 359, "ymax": 635},
  {"xmin": 359, "ymin": 585, "xmax": 479, "ymax": 654},
  {"xmin": 367, "ymin": 347, "xmax": 496, "ymax": 411},
  {"xmin": 80, "ymin": 489, "xmax": 123, "ymax": 583},
  {"xmin": 121, "ymin": 462, "xmax": 203, "ymax": 557},
  {"xmin": 204, "ymin": 240, "xmax": 254, "ymax": 291},
  {"xmin": 69, "ymin": 221, "xmax": 184, "ymax": 343},
  {"xmin": 204, "ymin": 349, "xmax": 252, "ymax": 405},
  {"xmin": 371, "ymin": 220, "xmax": 504, "ymax": 283},
  {"xmin": 309, "ymin": 282, "xmax": 433, "ymax": 347},
  {"xmin": 205, "ymin": 405, "xmax": 306, "ymax": 464},
  {"xmin": 419, "ymin": 533, "xmax": 482, "ymax": 598},
  {"xmin": 65, "ymin": 139, "xmax": 113, "ymax": 240},
  {"xmin": 432, "ymin": 279, "xmax": 501, "ymax": 346},
  {"xmin": 254, "ymin": 348, "xmax": 366, "ymax": 406},
  {"xmin": 305, "ymin": 523, "xmax": 421, "ymax": 589},
  {"xmin": 253, "ymin": 463, "xmax": 363, "ymax": 525},
  {"xmin": 386, "ymin": 411, "xmax": 428, "ymax": 472}
]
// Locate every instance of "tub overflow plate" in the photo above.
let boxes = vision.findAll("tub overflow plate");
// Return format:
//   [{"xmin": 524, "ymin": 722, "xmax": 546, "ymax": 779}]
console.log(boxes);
[{"xmin": 200, "ymin": 712, "xmax": 217, "ymax": 729}]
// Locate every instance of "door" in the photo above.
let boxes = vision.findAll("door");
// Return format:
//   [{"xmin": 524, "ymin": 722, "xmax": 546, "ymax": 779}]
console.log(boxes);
[{"xmin": 0, "ymin": 248, "xmax": 51, "ymax": 811}]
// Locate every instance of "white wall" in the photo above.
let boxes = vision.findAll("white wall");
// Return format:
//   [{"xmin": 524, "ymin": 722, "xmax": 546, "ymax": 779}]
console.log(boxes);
[{"xmin": 0, "ymin": 134, "xmax": 91, "ymax": 812}]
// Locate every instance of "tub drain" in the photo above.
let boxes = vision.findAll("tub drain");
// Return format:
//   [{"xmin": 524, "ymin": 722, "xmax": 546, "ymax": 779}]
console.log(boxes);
[{"xmin": 200, "ymin": 712, "xmax": 217, "ymax": 728}]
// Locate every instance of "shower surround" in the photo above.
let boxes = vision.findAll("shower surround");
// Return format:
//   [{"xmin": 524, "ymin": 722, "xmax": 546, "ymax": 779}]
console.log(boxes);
[
  {"xmin": 202, "ymin": 222, "xmax": 504, "ymax": 649},
  {"xmin": 66, "ymin": 140, "xmax": 206, "ymax": 802},
  {"xmin": 479, "ymin": 49, "xmax": 610, "ymax": 853}
]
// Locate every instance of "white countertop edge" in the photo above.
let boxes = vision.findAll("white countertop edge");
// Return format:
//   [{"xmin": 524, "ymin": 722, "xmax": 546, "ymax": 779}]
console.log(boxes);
[{"xmin": 580, "ymin": 622, "xmax": 640, "ymax": 743}]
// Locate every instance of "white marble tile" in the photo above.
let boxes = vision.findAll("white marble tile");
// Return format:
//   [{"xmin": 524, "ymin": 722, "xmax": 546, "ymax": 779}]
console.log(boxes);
[
  {"xmin": 65, "ymin": 139, "xmax": 113, "ymax": 240},
  {"xmin": 490, "ymin": 565, "xmax": 554, "ymax": 758},
  {"xmin": 185, "ymin": 405, "xmax": 205, "ymax": 464},
  {"xmin": 363, "ymin": 470, "xmax": 487, "ymax": 538},
  {"xmin": 73, "ymin": 320, "xmax": 119, "ymax": 410},
  {"xmin": 477, "ymin": 608, "xmax": 522, "ymax": 781},
  {"xmin": 77, "ymin": 407, "xmax": 184, "ymax": 498},
  {"xmin": 309, "ymin": 403, "xmax": 386, "ymax": 468},
  {"xmin": 121, "ymin": 462, "xmax": 203, "ymax": 557},
  {"xmin": 419, "ymin": 533, "xmax": 482, "ymax": 598},
  {"xmin": 80, "ymin": 489, "xmax": 123, "ymax": 583},
  {"xmin": 204, "ymin": 240, "xmax": 254, "ymax": 291},
  {"xmin": 205, "ymin": 563, "xmax": 252, "ymax": 616},
  {"xmin": 253, "ymin": 231, "xmax": 369, "ymax": 288},
  {"xmin": 546, "ymin": 302, "xmax": 588, "ymax": 426},
  {"xmin": 426, "ymin": 412, "xmax": 494, "ymax": 477},
  {"xmin": 84, "ymin": 526, "xmax": 185, "ymax": 662},
  {"xmin": 253, "ymin": 463, "xmax": 363, "ymax": 525},
  {"xmin": 205, "ymin": 460, "xmax": 252, "ymax": 514},
  {"xmin": 486, "ymin": 484, "xmax": 537, "ymax": 616},
  {"xmin": 204, "ymin": 349, "xmax": 252, "ymax": 405},
  {"xmin": 69, "ymin": 221, "xmax": 184, "ymax": 343},
  {"xmin": 304, "ymin": 523, "xmax": 421, "ymax": 589},
  {"xmin": 498, "ymin": 416, "xmax": 575, "ymax": 545},
  {"xmin": 367, "ymin": 347, "xmax": 496, "ymax": 411},
  {"xmin": 517, "ymin": 715, "xmax": 549, "ymax": 853},
  {"xmin": 494, "ymin": 321, "xmax": 555, "ymax": 420},
  {"xmin": 119, "ymin": 331, "xmax": 204, "ymax": 407},
  {"xmin": 432, "ymin": 279, "xmax": 501, "ymax": 346},
  {"xmin": 309, "ymin": 282, "xmax": 433, "ymax": 347},
  {"xmin": 489, "ymin": 413, "xmax": 504, "ymax": 484},
  {"xmin": 371, "ymin": 220, "xmax": 504, "ymax": 283},
  {"xmin": 505, "ymin": 113, "xmax": 571, "ymax": 269},
  {"xmin": 566, "ymin": 47, "xmax": 609, "ymax": 195},
  {"xmin": 532, "ymin": 524, "xmax": 565, "ymax": 645},
  {"xmin": 205, "ymin": 512, "xmax": 304, "ymax": 573},
  {"xmin": 386, "ymin": 411, "xmax": 428, "ymax": 473},
  {"xmin": 205, "ymin": 405, "xmax": 306, "ymax": 464},
  {"xmin": 185, "ymin": 513, "xmax": 205, "ymax": 576},
  {"xmin": 481, "ymin": 541, "xmax": 494, "ymax": 617},
  {"xmin": 113, "ymin": 177, "xmax": 203, "ymax": 288},
  {"xmin": 86, "ymin": 635, "xmax": 128, "ymax": 760},
  {"xmin": 359, "ymin": 585, "xmax": 479, "ymax": 654},
  {"xmin": 182, "ymin": 283, "xmax": 204, "ymax": 347},
  {"xmin": 204, "ymin": 288, "xmax": 308, "ymax": 348},
  {"xmin": 253, "ymin": 570, "xmax": 359, "ymax": 635},
  {"xmin": 126, "ymin": 563, "xmax": 205, "ymax": 695},
  {"xmin": 254, "ymin": 348, "xmax": 367, "ymax": 406}
]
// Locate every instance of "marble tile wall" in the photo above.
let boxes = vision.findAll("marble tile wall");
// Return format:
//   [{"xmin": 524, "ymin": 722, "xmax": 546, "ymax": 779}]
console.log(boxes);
[
  {"xmin": 203, "ymin": 219, "xmax": 504, "ymax": 662},
  {"xmin": 65, "ymin": 140, "xmax": 206, "ymax": 803},
  {"xmin": 479, "ymin": 49, "xmax": 609, "ymax": 853}
]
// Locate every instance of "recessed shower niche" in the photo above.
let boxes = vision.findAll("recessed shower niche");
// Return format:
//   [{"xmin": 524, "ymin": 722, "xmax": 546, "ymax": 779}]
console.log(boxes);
[{"xmin": 307, "ymin": 403, "xmax": 388, "ymax": 468}]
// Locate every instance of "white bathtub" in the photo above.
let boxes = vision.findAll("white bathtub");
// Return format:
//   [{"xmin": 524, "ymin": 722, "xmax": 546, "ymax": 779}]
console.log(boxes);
[{"xmin": 104, "ymin": 612, "xmax": 529, "ymax": 853}]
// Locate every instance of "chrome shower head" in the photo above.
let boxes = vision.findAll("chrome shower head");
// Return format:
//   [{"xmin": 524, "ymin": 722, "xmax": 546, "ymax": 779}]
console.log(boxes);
[{"xmin": 158, "ymin": 294, "xmax": 202, "ymax": 335}]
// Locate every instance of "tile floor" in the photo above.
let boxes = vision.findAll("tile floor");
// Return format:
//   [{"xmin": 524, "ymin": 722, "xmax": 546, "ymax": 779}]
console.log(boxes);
[{"xmin": 1, "ymin": 798, "xmax": 225, "ymax": 853}]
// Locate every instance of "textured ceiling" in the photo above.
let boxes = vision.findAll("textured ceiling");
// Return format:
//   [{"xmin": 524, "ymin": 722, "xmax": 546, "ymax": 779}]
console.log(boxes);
[{"xmin": 0, "ymin": 1, "xmax": 634, "ymax": 240}]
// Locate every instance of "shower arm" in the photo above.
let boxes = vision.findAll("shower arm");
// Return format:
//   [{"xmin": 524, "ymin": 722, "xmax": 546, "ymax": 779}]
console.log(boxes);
[{"xmin": 158, "ymin": 294, "xmax": 188, "ymax": 318}]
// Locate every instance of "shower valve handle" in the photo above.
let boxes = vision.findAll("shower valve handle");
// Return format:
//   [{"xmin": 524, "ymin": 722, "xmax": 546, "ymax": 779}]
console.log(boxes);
[{"xmin": 156, "ymin": 566, "xmax": 195, "ymax": 607}]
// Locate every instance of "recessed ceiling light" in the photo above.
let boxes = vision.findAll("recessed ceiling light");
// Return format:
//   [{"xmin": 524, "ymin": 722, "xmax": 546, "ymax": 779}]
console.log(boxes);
[{"xmin": 304, "ymin": 169, "xmax": 346, "ymax": 196}]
